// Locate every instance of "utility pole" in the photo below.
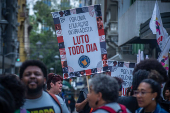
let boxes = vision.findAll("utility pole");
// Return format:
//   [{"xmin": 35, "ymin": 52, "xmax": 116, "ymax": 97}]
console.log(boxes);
[
  {"xmin": 2, "ymin": 42, "xmax": 4, "ymax": 74},
  {"xmin": 0, "ymin": 20, "xmax": 8, "ymax": 74}
]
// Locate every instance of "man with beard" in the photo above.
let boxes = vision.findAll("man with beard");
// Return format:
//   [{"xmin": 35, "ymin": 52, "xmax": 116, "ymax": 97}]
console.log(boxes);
[{"xmin": 19, "ymin": 60, "xmax": 69, "ymax": 113}]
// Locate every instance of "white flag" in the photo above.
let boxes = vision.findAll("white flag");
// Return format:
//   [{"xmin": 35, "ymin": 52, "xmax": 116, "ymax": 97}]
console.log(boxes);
[
  {"xmin": 149, "ymin": 1, "xmax": 168, "ymax": 51},
  {"xmin": 158, "ymin": 38, "xmax": 170, "ymax": 72}
]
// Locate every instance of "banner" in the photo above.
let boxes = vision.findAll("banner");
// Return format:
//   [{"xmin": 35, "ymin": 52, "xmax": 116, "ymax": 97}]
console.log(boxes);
[
  {"xmin": 51, "ymin": 5, "xmax": 107, "ymax": 78},
  {"xmin": 149, "ymin": 1, "xmax": 168, "ymax": 51},
  {"xmin": 108, "ymin": 61, "xmax": 136, "ymax": 96}
]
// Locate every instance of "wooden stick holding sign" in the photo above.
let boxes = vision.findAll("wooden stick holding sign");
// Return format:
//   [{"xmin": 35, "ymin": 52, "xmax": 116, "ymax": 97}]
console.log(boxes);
[{"xmin": 86, "ymin": 76, "xmax": 90, "ymax": 93}]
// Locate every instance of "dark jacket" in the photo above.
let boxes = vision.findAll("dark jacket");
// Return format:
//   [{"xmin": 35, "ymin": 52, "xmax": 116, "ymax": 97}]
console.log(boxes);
[
  {"xmin": 77, "ymin": 88, "xmax": 91, "ymax": 113},
  {"xmin": 117, "ymin": 96, "xmax": 139, "ymax": 113}
]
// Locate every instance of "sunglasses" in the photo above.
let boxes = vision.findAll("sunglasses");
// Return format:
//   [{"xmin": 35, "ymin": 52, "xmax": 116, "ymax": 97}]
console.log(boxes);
[{"xmin": 52, "ymin": 73, "xmax": 60, "ymax": 78}]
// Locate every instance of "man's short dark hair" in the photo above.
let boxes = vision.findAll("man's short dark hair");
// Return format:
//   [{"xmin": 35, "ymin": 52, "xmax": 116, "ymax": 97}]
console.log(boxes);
[
  {"xmin": 19, "ymin": 60, "xmax": 47, "ymax": 79},
  {"xmin": 133, "ymin": 59, "xmax": 168, "ymax": 82}
]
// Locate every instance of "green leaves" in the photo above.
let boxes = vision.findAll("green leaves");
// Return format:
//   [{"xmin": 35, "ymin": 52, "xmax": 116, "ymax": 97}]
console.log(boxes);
[{"xmin": 29, "ymin": 0, "xmax": 71, "ymax": 75}]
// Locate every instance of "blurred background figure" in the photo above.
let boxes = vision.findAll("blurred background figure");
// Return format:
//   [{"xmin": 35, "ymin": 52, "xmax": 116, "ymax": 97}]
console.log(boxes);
[
  {"xmin": 69, "ymin": 95, "xmax": 76, "ymax": 113},
  {"xmin": 135, "ymin": 79, "xmax": 168, "ymax": 113},
  {"xmin": 63, "ymin": 95, "xmax": 69, "ymax": 108},
  {"xmin": 0, "ymin": 84, "xmax": 15, "ymax": 113},
  {"xmin": 147, "ymin": 70, "xmax": 164, "ymax": 88},
  {"xmin": 164, "ymin": 87, "xmax": 170, "ymax": 102},
  {"xmin": 0, "ymin": 74, "xmax": 29, "ymax": 113},
  {"xmin": 114, "ymin": 77, "xmax": 123, "ymax": 97},
  {"xmin": 47, "ymin": 73, "xmax": 63, "ymax": 96},
  {"xmin": 133, "ymin": 59, "xmax": 168, "ymax": 83},
  {"xmin": 87, "ymin": 74, "xmax": 130, "ymax": 113},
  {"xmin": 126, "ymin": 87, "xmax": 132, "ymax": 96}
]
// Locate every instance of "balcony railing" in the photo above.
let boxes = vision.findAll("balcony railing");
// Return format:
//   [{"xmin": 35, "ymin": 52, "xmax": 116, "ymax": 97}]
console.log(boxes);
[{"xmin": 19, "ymin": 12, "xmax": 28, "ymax": 18}]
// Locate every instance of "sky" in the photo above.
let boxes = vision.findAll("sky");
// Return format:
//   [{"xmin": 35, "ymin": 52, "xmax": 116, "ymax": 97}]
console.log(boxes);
[{"xmin": 27, "ymin": 0, "xmax": 79, "ymax": 15}]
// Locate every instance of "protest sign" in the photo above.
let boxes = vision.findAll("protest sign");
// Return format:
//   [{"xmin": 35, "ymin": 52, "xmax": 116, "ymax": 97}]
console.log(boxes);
[
  {"xmin": 108, "ymin": 60, "xmax": 135, "ymax": 96},
  {"xmin": 51, "ymin": 5, "xmax": 107, "ymax": 78}
]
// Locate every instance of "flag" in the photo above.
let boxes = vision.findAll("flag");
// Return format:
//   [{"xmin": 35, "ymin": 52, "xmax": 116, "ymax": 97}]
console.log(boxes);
[
  {"xmin": 158, "ymin": 37, "xmax": 170, "ymax": 72},
  {"xmin": 149, "ymin": 1, "xmax": 168, "ymax": 51}
]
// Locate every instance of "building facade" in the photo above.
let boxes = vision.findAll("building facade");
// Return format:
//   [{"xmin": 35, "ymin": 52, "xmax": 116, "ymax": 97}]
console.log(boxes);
[
  {"xmin": 0, "ymin": 0, "xmax": 30, "ymax": 74},
  {"xmin": 118, "ymin": 0, "xmax": 170, "ymax": 60},
  {"xmin": 0, "ymin": 0, "xmax": 19, "ymax": 74},
  {"xmin": 16, "ymin": 0, "xmax": 30, "ymax": 73}
]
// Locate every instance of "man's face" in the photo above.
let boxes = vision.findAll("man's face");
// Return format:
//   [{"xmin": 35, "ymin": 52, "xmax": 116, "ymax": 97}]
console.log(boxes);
[
  {"xmin": 21, "ymin": 66, "xmax": 45, "ymax": 94},
  {"xmin": 165, "ymin": 89, "xmax": 170, "ymax": 98}
]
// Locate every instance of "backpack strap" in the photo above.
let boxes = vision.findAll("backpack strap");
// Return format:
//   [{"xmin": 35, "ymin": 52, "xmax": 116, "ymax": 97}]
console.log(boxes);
[
  {"xmin": 92, "ymin": 106, "xmax": 116, "ymax": 113},
  {"xmin": 119, "ymin": 104, "xmax": 127, "ymax": 113},
  {"xmin": 47, "ymin": 92, "xmax": 63, "ymax": 113},
  {"xmin": 92, "ymin": 104, "xmax": 127, "ymax": 113}
]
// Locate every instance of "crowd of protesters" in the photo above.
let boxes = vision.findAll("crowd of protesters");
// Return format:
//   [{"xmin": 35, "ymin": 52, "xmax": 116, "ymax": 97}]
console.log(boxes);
[{"xmin": 0, "ymin": 58, "xmax": 170, "ymax": 113}]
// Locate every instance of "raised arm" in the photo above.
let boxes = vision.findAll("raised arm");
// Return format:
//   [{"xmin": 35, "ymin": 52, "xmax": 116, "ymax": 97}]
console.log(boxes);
[
  {"xmin": 75, "ymin": 91, "xmax": 88, "ymax": 112},
  {"xmin": 75, "ymin": 98, "xmax": 88, "ymax": 112}
]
